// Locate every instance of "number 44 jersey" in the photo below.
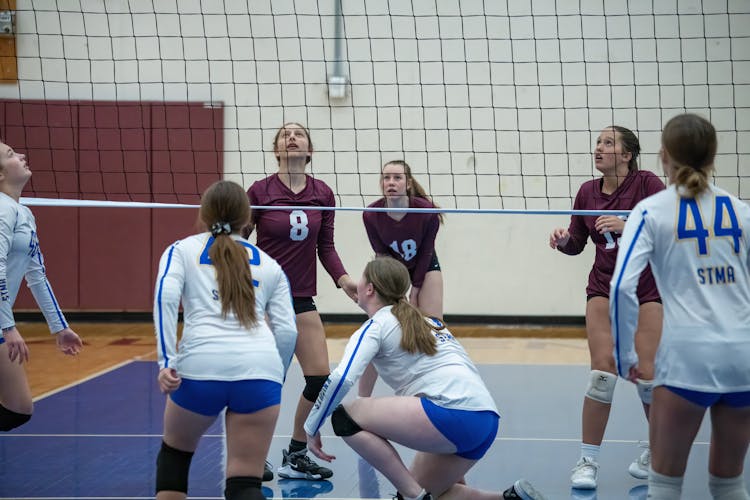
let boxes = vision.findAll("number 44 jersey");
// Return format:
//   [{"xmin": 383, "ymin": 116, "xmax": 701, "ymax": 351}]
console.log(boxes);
[{"xmin": 611, "ymin": 183, "xmax": 750, "ymax": 393}]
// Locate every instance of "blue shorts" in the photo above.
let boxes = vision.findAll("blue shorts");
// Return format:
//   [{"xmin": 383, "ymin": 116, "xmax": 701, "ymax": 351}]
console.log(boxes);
[
  {"xmin": 421, "ymin": 398, "xmax": 499, "ymax": 460},
  {"xmin": 170, "ymin": 378, "xmax": 282, "ymax": 417},
  {"xmin": 665, "ymin": 386, "xmax": 750, "ymax": 408},
  {"xmin": 0, "ymin": 336, "xmax": 4, "ymax": 345}
]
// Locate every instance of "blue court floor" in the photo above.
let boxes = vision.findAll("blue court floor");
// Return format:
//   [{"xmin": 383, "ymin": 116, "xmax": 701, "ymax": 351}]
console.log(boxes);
[{"xmin": 1, "ymin": 359, "xmax": 747, "ymax": 499}]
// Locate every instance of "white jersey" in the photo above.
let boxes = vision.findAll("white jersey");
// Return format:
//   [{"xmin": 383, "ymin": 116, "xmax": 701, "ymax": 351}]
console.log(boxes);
[
  {"xmin": 0, "ymin": 193, "xmax": 67, "ymax": 333},
  {"xmin": 305, "ymin": 305, "xmax": 498, "ymax": 436},
  {"xmin": 154, "ymin": 233, "xmax": 297, "ymax": 383},
  {"xmin": 611, "ymin": 184, "xmax": 750, "ymax": 392}
]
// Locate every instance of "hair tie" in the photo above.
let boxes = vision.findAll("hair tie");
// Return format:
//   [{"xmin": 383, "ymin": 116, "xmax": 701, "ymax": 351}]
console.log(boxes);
[{"xmin": 210, "ymin": 222, "xmax": 232, "ymax": 236}]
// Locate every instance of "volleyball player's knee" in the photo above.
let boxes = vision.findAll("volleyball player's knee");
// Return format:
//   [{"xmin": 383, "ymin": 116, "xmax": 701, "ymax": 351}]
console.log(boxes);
[
  {"xmin": 585, "ymin": 370, "xmax": 617, "ymax": 404},
  {"xmin": 636, "ymin": 378, "xmax": 654, "ymax": 405},
  {"xmin": 155, "ymin": 441, "xmax": 194, "ymax": 493},
  {"xmin": 224, "ymin": 476, "xmax": 264, "ymax": 500},
  {"xmin": 302, "ymin": 375, "xmax": 329, "ymax": 402},
  {"xmin": 331, "ymin": 404, "xmax": 362, "ymax": 437},
  {"xmin": 0, "ymin": 404, "xmax": 31, "ymax": 431}
]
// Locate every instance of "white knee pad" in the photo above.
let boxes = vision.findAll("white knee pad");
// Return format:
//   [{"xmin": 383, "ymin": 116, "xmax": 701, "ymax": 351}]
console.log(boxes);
[
  {"xmin": 585, "ymin": 370, "xmax": 617, "ymax": 404},
  {"xmin": 709, "ymin": 473, "xmax": 750, "ymax": 500},
  {"xmin": 637, "ymin": 378, "xmax": 654, "ymax": 405}
]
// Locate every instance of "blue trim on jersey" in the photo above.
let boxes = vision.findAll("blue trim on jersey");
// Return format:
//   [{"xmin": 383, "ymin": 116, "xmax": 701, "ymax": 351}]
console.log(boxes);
[
  {"xmin": 156, "ymin": 244, "xmax": 177, "ymax": 368},
  {"xmin": 311, "ymin": 319, "xmax": 374, "ymax": 435},
  {"xmin": 612, "ymin": 210, "xmax": 648, "ymax": 377},
  {"xmin": 39, "ymin": 246, "xmax": 67, "ymax": 329}
]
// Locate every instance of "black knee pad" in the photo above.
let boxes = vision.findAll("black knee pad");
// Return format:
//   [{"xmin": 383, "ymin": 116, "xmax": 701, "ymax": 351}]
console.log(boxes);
[
  {"xmin": 331, "ymin": 404, "xmax": 362, "ymax": 437},
  {"xmin": 155, "ymin": 441, "xmax": 194, "ymax": 493},
  {"xmin": 0, "ymin": 404, "xmax": 31, "ymax": 431},
  {"xmin": 224, "ymin": 476, "xmax": 264, "ymax": 500},
  {"xmin": 302, "ymin": 375, "xmax": 329, "ymax": 402}
]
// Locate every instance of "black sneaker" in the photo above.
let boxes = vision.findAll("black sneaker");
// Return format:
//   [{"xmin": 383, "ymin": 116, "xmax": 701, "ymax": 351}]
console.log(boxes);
[
  {"xmin": 277, "ymin": 448, "xmax": 333, "ymax": 480},
  {"xmin": 503, "ymin": 479, "xmax": 547, "ymax": 500},
  {"xmin": 263, "ymin": 460, "xmax": 274, "ymax": 481}
]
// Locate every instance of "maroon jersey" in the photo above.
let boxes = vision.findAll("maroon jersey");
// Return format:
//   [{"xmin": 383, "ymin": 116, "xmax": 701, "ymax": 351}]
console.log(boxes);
[
  {"xmin": 363, "ymin": 197, "xmax": 440, "ymax": 287},
  {"xmin": 559, "ymin": 170, "xmax": 664, "ymax": 300},
  {"xmin": 247, "ymin": 174, "xmax": 347, "ymax": 297}
]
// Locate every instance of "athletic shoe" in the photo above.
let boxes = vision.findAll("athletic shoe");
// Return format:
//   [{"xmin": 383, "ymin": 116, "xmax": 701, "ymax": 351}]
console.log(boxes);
[
  {"xmin": 502, "ymin": 479, "xmax": 548, "ymax": 499},
  {"xmin": 628, "ymin": 442, "xmax": 650, "ymax": 480},
  {"xmin": 262, "ymin": 460, "xmax": 274, "ymax": 481},
  {"xmin": 571, "ymin": 457, "xmax": 599, "ymax": 489},
  {"xmin": 277, "ymin": 448, "xmax": 333, "ymax": 480}
]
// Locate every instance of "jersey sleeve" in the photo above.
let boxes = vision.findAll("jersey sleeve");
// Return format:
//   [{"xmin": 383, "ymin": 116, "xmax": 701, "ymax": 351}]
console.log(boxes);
[
  {"xmin": 410, "ymin": 213, "xmax": 440, "ymax": 287},
  {"xmin": 317, "ymin": 187, "xmax": 347, "ymax": 285},
  {"xmin": 24, "ymin": 249, "xmax": 68, "ymax": 333},
  {"xmin": 363, "ymin": 211, "xmax": 389, "ymax": 255},
  {"xmin": 304, "ymin": 318, "xmax": 381, "ymax": 436},
  {"xmin": 264, "ymin": 263, "xmax": 298, "ymax": 379},
  {"xmin": 609, "ymin": 204, "xmax": 653, "ymax": 377},
  {"xmin": 558, "ymin": 188, "xmax": 589, "ymax": 255},
  {"xmin": 0, "ymin": 201, "xmax": 17, "ymax": 329},
  {"xmin": 153, "ymin": 242, "xmax": 185, "ymax": 370}
]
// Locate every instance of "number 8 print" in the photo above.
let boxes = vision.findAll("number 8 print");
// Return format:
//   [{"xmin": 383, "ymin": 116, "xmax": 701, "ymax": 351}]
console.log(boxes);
[{"xmin": 289, "ymin": 210, "xmax": 310, "ymax": 241}]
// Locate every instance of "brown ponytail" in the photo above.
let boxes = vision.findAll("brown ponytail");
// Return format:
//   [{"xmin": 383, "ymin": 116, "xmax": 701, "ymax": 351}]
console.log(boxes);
[
  {"xmin": 662, "ymin": 113, "xmax": 716, "ymax": 198},
  {"xmin": 200, "ymin": 181, "xmax": 257, "ymax": 329},
  {"xmin": 364, "ymin": 257, "xmax": 437, "ymax": 355}
]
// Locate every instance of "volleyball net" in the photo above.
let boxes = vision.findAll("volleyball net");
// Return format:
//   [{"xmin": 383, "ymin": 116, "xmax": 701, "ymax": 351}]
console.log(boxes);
[{"xmin": 0, "ymin": 0, "xmax": 747, "ymax": 210}]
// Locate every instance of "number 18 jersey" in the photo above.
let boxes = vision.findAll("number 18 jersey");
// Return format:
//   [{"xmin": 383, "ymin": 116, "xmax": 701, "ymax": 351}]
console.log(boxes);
[{"xmin": 247, "ymin": 174, "xmax": 347, "ymax": 297}]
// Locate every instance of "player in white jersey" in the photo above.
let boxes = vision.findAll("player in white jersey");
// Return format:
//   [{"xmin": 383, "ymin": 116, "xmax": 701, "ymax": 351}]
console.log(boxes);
[
  {"xmin": 0, "ymin": 140, "xmax": 82, "ymax": 433},
  {"xmin": 153, "ymin": 180, "xmax": 297, "ymax": 500},
  {"xmin": 303, "ymin": 257, "xmax": 546, "ymax": 500},
  {"xmin": 610, "ymin": 114, "xmax": 750, "ymax": 500}
]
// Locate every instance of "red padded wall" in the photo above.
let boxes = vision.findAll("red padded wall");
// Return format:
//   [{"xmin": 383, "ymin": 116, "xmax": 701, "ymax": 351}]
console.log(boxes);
[{"xmin": 3, "ymin": 100, "xmax": 222, "ymax": 312}]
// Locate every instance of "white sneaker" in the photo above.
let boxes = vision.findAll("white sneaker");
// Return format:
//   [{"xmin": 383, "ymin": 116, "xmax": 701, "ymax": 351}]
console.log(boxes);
[
  {"xmin": 628, "ymin": 442, "xmax": 650, "ymax": 480},
  {"xmin": 571, "ymin": 457, "xmax": 598, "ymax": 489}
]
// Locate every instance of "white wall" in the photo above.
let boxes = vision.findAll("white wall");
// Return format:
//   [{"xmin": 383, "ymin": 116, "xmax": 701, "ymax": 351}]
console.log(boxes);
[{"xmin": 2, "ymin": 0, "xmax": 748, "ymax": 316}]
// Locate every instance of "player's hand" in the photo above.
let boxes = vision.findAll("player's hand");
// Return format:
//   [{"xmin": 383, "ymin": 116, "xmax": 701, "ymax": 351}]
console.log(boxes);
[
  {"xmin": 307, "ymin": 432, "xmax": 335, "ymax": 462},
  {"xmin": 338, "ymin": 275, "xmax": 358, "ymax": 302},
  {"xmin": 2, "ymin": 327, "xmax": 29, "ymax": 364},
  {"xmin": 55, "ymin": 327, "xmax": 83, "ymax": 356},
  {"xmin": 595, "ymin": 215, "xmax": 625, "ymax": 235},
  {"xmin": 627, "ymin": 364, "xmax": 641, "ymax": 383},
  {"xmin": 549, "ymin": 228, "xmax": 570, "ymax": 249},
  {"xmin": 158, "ymin": 368, "xmax": 182, "ymax": 394}
]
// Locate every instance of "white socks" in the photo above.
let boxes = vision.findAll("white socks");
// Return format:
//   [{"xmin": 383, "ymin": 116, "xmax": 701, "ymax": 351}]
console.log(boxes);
[
  {"xmin": 709, "ymin": 473, "xmax": 750, "ymax": 500},
  {"xmin": 581, "ymin": 443, "xmax": 600, "ymax": 462},
  {"xmin": 647, "ymin": 468, "xmax": 682, "ymax": 500}
]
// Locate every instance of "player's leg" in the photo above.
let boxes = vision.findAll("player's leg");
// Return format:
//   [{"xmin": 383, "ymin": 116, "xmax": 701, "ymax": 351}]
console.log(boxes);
[
  {"xmin": 157, "ymin": 397, "xmax": 218, "ymax": 500},
  {"xmin": 0, "ymin": 343, "xmax": 33, "ymax": 431},
  {"xmin": 572, "ymin": 296, "xmax": 616, "ymax": 489},
  {"xmin": 341, "ymin": 396, "xmax": 455, "ymax": 498},
  {"xmin": 707, "ymin": 396, "xmax": 750, "ymax": 499},
  {"xmin": 629, "ymin": 300, "xmax": 663, "ymax": 479},
  {"xmin": 414, "ymin": 270, "xmax": 443, "ymax": 320},
  {"xmin": 279, "ymin": 307, "xmax": 333, "ymax": 480},
  {"xmin": 224, "ymin": 402, "xmax": 280, "ymax": 500},
  {"xmin": 647, "ymin": 386, "xmax": 706, "ymax": 500}
]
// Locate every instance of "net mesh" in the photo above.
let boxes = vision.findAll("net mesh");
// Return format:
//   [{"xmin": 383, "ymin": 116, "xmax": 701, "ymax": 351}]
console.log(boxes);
[{"xmin": 0, "ymin": 0, "xmax": 748, "ymax": 208}]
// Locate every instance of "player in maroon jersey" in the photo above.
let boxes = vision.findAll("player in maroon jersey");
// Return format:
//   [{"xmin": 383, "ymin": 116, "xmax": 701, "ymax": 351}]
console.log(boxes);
[
  {"xmin": 549, "ymin": 126, "xmax": 664, "ymax": 489},
  {"xmin": 245, "ymin": 122, "xmax": 357, "ymax": 481},
  {"xmin": 358, "ymin": 160, "xmax": 444, "ymax": 397}
]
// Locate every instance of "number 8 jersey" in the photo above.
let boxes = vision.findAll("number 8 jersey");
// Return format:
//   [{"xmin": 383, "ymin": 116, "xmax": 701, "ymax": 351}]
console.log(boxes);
[
  {"xmin": 611, "ymin": 184, "xmax": 750, "ymax": 392},
  {"xmin": 247, "ymin": 174, "xmax": 347, "ymax": 297}
]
